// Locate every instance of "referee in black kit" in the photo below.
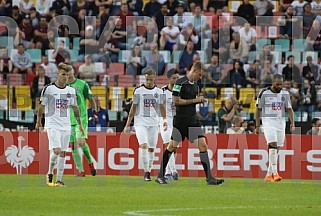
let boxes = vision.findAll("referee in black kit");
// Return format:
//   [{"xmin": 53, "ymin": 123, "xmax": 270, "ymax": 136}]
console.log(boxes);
[{"xmin": 155, "ymin": 61, "xmax": 224, "ymax": 185}]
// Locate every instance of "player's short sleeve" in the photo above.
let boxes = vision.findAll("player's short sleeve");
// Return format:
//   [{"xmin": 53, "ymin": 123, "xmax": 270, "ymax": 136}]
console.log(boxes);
[
  {"xmin": 172, "ymin": 82, "xmax": 182, "ymax": 97},
  {"xmin": 158, "ymin": 88, "xmax": 166, "ymax": 104},
  {"xmin": 83, "ymin": 82, "xmax": 92, "ymax": 99},
  {"xmin": 40, "ymin": 85, "xmax": 49, "ymax": 105},
  {"xmin": 133, "ymin": 88, "xmax": 140, "ymax": 104},
  {"xmin": 70, "ymin": 88, "xmax": 77, "ymax": 106},
  {"xmin": 284, "ymin": 91, "xmax": 292, "ymax": 109},
  {"xmin": 256, "ymin": 89, "xmax": 265, "ymax": 109}
]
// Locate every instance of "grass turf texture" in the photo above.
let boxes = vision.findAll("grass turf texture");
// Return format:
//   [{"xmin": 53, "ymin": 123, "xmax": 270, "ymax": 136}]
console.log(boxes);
[{"xmin": 0, "ymin": 175, "xmax": 320, "ymax": 216}]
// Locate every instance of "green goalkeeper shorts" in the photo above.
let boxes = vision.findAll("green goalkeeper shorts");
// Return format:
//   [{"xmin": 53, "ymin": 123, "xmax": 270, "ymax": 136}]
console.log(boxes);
[{"xmin": 70, "ymin": 121, "xmax": 88, "ymax": 143}]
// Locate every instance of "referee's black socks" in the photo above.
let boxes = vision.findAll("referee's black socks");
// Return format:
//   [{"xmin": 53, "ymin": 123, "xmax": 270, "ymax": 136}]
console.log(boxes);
[
  {"xmin": 200, "ymin": 151, "xmax": 213, "ymax": 180},
  {"xmin": 158, "ymin": 149, "xmax": 172, "ymax": 178}
]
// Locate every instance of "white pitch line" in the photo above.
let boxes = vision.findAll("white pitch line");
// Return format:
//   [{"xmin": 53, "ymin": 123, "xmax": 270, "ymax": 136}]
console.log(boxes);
[{"xmin": 123, "ymin": 205, "xmax": 321, "ymax": 216}]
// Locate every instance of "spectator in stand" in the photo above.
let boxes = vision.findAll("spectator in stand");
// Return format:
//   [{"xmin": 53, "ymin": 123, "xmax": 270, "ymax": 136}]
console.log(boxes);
[
  {"xmin": 17, "ymin": 15, "xmax": 35, "ymax": 49},
  {"xmin": 218, "ymin": 96, "xmax": 239, "ymax": 134},
  {"xmin": 12, "ymin": 43, "xmax": 33, "ymax": 74},
  {"xmin": 260, "ymin": 59, "xmax": 276, "ymax": 87},
  {"xmin": 193, "ymin": 4, "xmax": 207, "ymax": 34},
  {"xmin": 10, "ymin": 6, "xmax": 23, "ymax": 26},
  {"xmin": 283, "ymin": 80, "xmax": 300, "ymax": 111},
  {"xmin": 305, "ymin": 19, "xmax": 321, "ymax": 51},
  {"xmin": 79, "ymin": 55, "xmax": 98, "ymax": 86},
  {"xmin": 160, "ymin": 17, "xmax": 180, "ymax": 51},
  {"xmin": 36, "ymin": 0, "xmax": 50, "ymax": 15},
  {"xmin": 196, "ymin": 93, "xmax": 214, "ymax": 126},
  {"xmin": 143, "ymin": 43, "xmax": 165, "ymax": 75},
  {"xmin": 197, "ymin": 63, "xmax": 213, "ymax": 89},
  {"xmin": 206, "ymin": 29, "xmax": 229, "ymax": 63},
  {"xmin": 207, "ymin": 54, "xmax": 225, "ymax": 87},
  {"xmin": 279, "ymin": 0, "xmax": 291, "ymax": 12},
  {"xmin": 306, "ymin": 118, "xmax": 321, "ymax": 135},
  {"xmin": 71, "ymin": 0, "xmax": 87, "ymax": 18},
  {"xmin": 258, "ymin": 44, "xmax": 275, "ymax": 68},
  {"xmin": 40, "ymin": 55, "xmax": 58, "ymax": 82},
  {"xmin": 127, "ymin": 45, "xmax": 146, "ymax": 86},
  {"xmin": 173, "ymin": 4, "xmax": 189, "ymax": 29},
  {"xmin": 34, "ymin": 16, "xmax": 52, "ymax": 50},
  {"xmin": 303, "ymin": 3, "xmax": 316, "ymax": 38},
  {"xmin": 236, "ymin": 0, "xmax": 255, "ymax": 25},
  {"xmin": 79, "ymin": 25, "xmax": 100, "ymax": 62},
  {"xmin": 111, "ymin": 0, "xmax": 122, "ymax": 16},
  {"xmin": 99, "ymin": 31, "xmax": 120, "ymax": 65},
  {"xmin": 166, "ymin": 0, "xmax": 179, "ymax": 16},
  {"xmin": 31, "ymin": 65, "xmax": 51, "ymax": 109},
  {"xmin": 226, "ymin": 116, "xmax": 246, "ymax": 134},
  {"xmin": 117, "ymin": 3, "xmax": 136, "ymax": 37},
  {"xmin": 97, "ymin": 5, "xmax": 110, "ymax": 29},
  {"xmin": 52, "ymin": 40, "xmax": 70, "ymax": 65},
  {"xmin": 178, "ymin": 40, "xmax": 198, "ymax": 75},
  {"xmin": 311, "ymin": 0, "xmax": 321, "ymax": 15},
  {"xmin": 143, "ymin": 0, "xmax": 161, "ymax": 18},
  {"xmin": 112, "ymin": 18, "xmax": 127, "ymax": 50},
  {"xmin": 142, "ymin": 20, "xmax": 158, "ymax": 50},
  {"xmin": 229, "ymin": 61, "xmax": 246, "ymax": 89},
  {"xmin": 278, "ymin": 5, "xmax": 299, "ymax": 39},
  {"xmin": 228, "ymin": 32, "xmax": 249, "ymax": 64},
  {"xmin": 0, "ymin": 48, "xmax": 12, "ymax": 75},
  {"xmin": 302, "ymin": 56, "xmax": 320, "ymax": 85},
  {"xmin": 19, "ymin": 0, "xmax": 34, "ymax": 16},
  {"xmin": 29, "ymin": 7, "xmax": 39, "ymax": 27},
  {"xmin": 239, "ymin": 22, "xmax": 257, "ymax": 51},
  {"xmin": 301, "ymin": 79, "xmax": 316, "ymax": 113},
  {"xmin": 291, "ymin": 0, "xmax": 308, "ymax": 16},
  {"xmin": 246, "ymin": 59, "xmax": 261, "ymax": 88},
  {"xmin": 219, "ymin": 22, "xmax": 235, "ymax": 51},
  {"xmin": 88, "ymin": 95, "xmax": 109, "ymax": 132},
  {"xmin": 174, "ymin": 23, "xmax": 199, "ymax": 51},
  {"xmin": 128, "ymin": 0, "xmax": 143, "ymax": 16},
  {"xmin": 52, "ymin": 0, "xmax": 71, "ymax": 15},
  {"xmin": 282, "ymin": 55, "xmax": 301, "ymax": 85},
  {"xmin": 0, "ymin": 0, "xmax": 12, "ymax": 17},
  {"xmin": 154, "ymin": 3, "xmax": 169, "ymax": 31},
  {"xmin": 254, "ymin": 0, "xmax": 274, "ymax": 16}
]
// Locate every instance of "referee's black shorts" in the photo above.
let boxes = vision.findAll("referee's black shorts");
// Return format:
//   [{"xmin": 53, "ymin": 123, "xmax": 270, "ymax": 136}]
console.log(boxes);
[{"xmin": 171, "ymin": 116, "xmax": 205, "ymax": 143}]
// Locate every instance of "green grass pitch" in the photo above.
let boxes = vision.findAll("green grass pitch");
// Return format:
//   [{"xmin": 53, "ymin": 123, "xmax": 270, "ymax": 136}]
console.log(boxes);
[{"xmin": 0, "ymin": 175, "xmax": 320, "ymax": 216}]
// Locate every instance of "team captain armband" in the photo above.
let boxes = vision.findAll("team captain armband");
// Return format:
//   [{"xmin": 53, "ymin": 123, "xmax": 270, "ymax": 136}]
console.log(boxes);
[{"xmin": 173, "ymin": 84, "xmax": 182, "ymax": 92}]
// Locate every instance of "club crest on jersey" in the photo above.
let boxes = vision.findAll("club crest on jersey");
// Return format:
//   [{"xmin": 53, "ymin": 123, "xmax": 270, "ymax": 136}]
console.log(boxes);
[
  {"xmin": 272, "ymin": 102, "xmax": 283, "ymax": 110},
  {"xmin": 56, "ymin": 99, "xmax": 69, "ymax": 109},
  {"xmin": 75, "ymin": 86, "xmax": 80, "ymax": 92},
  {"xmin": 67, "ymin": 93, "xmax": 71, "ymax": 98},
  {"xmin": 154, "ymin": 93, "xmax": 159, "ymax": 98},
  {"xmin": 281, "ymin": 96, "xmax": 285, "ymax": 101},
  {"xmin": 144, "ymin": 99, "xmax": 156, "ymax": 107}
]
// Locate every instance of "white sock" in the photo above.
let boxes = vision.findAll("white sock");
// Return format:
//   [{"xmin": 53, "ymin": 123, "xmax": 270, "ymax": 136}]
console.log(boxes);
[
  {"xmin": 166, "ymin": 153, "xmax": 177, "ymax": 175},
  {"xmin": 48, "ymin": 151, "xmax": 58, "ymax": 174},
  {"xmin": 139, "ymin": 148, "xmax": 149, "ymax": 172},
  {"xmin": 148, "ymin": 151, "xmax": 155, "ymax": 172},
  {"xmin": 269, "ymin": 149, "xmax": 278, "ymax": 175},
  {"xmin": 56, "ymin": 157, "xmax": 66, "ymax": 182}
]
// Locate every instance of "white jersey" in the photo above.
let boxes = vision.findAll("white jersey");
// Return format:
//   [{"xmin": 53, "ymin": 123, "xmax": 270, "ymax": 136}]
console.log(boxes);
[
  {"xmin": 256, "ymin": 87, "xmax": 292, "ymax": 131},
  {"xmin": 40, "ymin": 83, "xmax": 77, "ymax": 130},
  {"xmin": 133, "ymin": 84, "xmax": 165, "ymax": 127},
  {"xmin": 161, "ymin": 85, "xmax": 175, "ymax": 124}
]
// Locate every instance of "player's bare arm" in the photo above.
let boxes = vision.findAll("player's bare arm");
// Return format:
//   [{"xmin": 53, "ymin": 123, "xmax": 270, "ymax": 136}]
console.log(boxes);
[
  {"xmin": 288, "ymin": 108, "xmax": 295, "ymax": 132},
  {"xmin": 72, "ymin": 105, "xmax": 84, "ymax": 135},
  {"xmin": 124, "ymin": 103, "xmax": 137, "ymax": 133},
  {"xmin": 255, "ymin": 107, "xmax": 262, "ymax": 134},
  {"xmin": 35, "ymin": 104, "xmax": 45, "ymax": 132},
  {"xmin": 89, "ymin": 97, "xmax": 99, "ymax": 123},
  {"xmin": 160, "ymin": 104, "xmax": 167, "ymax": 131}
]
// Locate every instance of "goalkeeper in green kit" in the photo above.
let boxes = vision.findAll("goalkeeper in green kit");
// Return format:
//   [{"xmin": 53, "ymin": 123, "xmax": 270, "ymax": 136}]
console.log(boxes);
[{"xmin": 67, "ymin": 65, "xmax": 98, "ymax": 176}]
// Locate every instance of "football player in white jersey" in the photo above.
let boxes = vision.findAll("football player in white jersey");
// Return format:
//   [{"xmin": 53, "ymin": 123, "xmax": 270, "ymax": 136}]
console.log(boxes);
[
  {"xmin": 124, "ymin": 69, "xmax": 167, "ymax": 181},
  {"xmin": 160, "ymin": 69, "xmax": 180, "ymax": 180},
  {"xmin": 256, "ymin": 74, "xmax": 295, "ymax": 182},
  {"xmin": 36, "ymin": 63, "xmax": 84, "ymax": 187}
]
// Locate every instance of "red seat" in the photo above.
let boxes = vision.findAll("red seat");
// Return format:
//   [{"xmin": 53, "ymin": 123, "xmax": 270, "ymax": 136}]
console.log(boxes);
[
  {"xmin": 26, "ymin": 73, "xmax": 35, "ymax": 85},
  {"xmin": 6, "ymin": 74, "xmax": 24, "ymax": 86},
  {"xmin": 107, "ymin": 63, "xmax": 125, "ymax": 76},
  {"xmin": 156, "ymin": 76, "xmax": 168, "ymax": 87},
  {"xmin": 118, "ymin": 75, "xmax": 134, "ymax": 87}
]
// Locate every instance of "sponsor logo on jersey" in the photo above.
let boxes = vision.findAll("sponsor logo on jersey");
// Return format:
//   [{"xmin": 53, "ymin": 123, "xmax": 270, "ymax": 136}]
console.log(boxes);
[
  {"xmin": 56, "ymin": 99, "xmax": 69, "ymax": 109},
  {"xmin": 272, "ymin": 102, "xmax": 283, "ymax": 110},
  {"xmin": 144, "ymin": 99, "xmax": 156, "ymax": 107},
  {"xmin": 154, "ymin": 93, "xmax": 159, "ymax": 98}
]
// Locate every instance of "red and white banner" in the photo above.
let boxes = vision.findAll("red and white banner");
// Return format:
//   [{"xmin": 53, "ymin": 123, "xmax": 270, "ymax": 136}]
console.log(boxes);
[{"xmin": 0, "ymin": 132, "xmax": 321, "ymax": 180}]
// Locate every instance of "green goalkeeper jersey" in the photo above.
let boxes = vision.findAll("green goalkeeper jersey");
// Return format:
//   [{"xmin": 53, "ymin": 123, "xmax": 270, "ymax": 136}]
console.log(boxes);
[{"xmin": 69, "ymin": 78, "xmax": 92, "ymax": 126}]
